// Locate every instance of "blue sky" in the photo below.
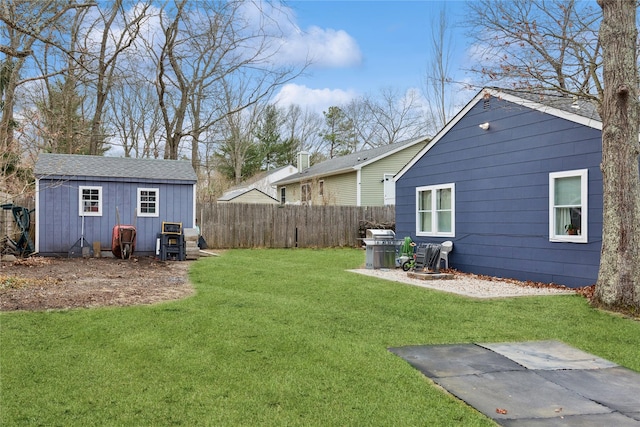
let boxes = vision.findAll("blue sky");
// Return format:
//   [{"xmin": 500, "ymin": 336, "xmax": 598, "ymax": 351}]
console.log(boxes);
[{"xmin": 270, "ymin": 0, "xmax": 476, "ymax": 114}]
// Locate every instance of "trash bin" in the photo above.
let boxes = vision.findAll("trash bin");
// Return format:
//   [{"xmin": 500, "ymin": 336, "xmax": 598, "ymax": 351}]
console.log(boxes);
[{"xmin": 363, "ymin": 229, "xmax": 399, "ymax": 269}]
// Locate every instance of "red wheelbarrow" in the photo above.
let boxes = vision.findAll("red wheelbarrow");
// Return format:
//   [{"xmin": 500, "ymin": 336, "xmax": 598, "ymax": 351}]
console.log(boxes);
[{"xmin": 112, "ymin": 224, "xmax": 136, "ymax": 259}]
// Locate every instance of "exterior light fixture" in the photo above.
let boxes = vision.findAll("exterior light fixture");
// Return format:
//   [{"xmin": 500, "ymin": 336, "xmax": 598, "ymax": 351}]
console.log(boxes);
[{"xmin": 479, "ymin": 122, "xmax": 490, "ymax": 130}]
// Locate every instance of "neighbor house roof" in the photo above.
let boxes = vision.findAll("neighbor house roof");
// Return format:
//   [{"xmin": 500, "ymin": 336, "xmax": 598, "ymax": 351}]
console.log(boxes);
[
  {"xmin": 273, "ymin": 136, "xmax": 429, "ymax": 186},
  {"xmin": 216, "ymin": 187, "xmax": 279, "ymax": 202},
  {"xmin": 34, "ymin": 153, "xmax": 197, "ymax": 182},
  {"xmin": 226, "ymin": 165, "xmax": 293, "ymax": 191},
  {"xmin": 395, "ymin": 87, "xmax": 603, "ymax": 181}
]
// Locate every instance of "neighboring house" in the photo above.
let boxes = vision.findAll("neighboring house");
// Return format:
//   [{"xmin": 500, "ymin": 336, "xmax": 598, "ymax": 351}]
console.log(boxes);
[
  {"xmin": 217, "ymin": 188, "xmax": 279, "ymax": 204},
  {"xmin": 274, "ymin": 137, "xmax": 429, "ymax": 206},
  {"xmin": 34, "ymin": 153, "xmax": 197, "ymax": 257},
  {"xmin": 395, "ymin": 87, "xmax": 639, "ymax": 288},
  {"xmin": 219, "ymin": 165, "xmax": 297, "ymax": 201}
]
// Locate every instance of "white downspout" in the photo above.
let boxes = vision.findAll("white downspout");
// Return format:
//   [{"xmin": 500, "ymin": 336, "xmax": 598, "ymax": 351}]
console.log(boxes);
[{"xmin": 356, "ymin": 169, "xmax": 362, "ymax": 206}]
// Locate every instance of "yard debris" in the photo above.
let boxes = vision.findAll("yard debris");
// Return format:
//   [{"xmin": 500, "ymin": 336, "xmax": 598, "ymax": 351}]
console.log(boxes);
[{"xmin": 0, "ymin": 256, "xmax": 194, "ymax": 311}]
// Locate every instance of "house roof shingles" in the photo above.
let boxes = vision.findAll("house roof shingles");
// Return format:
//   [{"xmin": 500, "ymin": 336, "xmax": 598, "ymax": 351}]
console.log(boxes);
[
  {"xmin": 217, "ymin": 188, "xmax": 278, "ymax": 202},
  {"xmin": 274, "ymin": 137, "xmax": 428, "ymax": 185},
  {"xmin": 34, "ymin": 153, "xmax": 197, "ymax": 182},
  {"xmin": 496, "ymin": 87, "xmax": 601, "ymax": 122}
]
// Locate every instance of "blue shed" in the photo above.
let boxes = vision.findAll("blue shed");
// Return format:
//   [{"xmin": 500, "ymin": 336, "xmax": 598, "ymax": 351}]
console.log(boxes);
[
  {"xmin": 394, "ymin": 88, "xmax": 637, "ymax": 288},
  {"xmin": 34, "ymin": 154, "xmax": 197, "ymax": 257}
]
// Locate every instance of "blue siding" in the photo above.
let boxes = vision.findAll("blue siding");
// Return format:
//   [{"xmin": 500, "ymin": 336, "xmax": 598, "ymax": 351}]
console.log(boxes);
[
  {"xmin": 38, "ymin": 177, "xmax": 194, "ymax": 256},
  {"xmin": 396, "ymin": 96, "xmax": 605, "ymax": 288}
]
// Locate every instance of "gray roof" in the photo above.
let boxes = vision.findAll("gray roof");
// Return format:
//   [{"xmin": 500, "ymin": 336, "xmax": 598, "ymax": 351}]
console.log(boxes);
[
  {"xmin": 395, "ymin": 87, "xmax": 604, "ymax": 182},
  {"xmin": 495, "ymin": 87, "xmax": 601, "ymax": 122},
  {"xmin": 274, "ymin": 137, "xmax": 428, "ymax": 185},
  {"xmin": 225, "ymin": 165, "xmax": 292, "ymax": 192},
  {"xmin": 217, "ymin": 188, "xmax": 278, "ymax": 202},
  {"xmin": 34, "ymin": 153, "xmax": 197, "ymax": 182}
]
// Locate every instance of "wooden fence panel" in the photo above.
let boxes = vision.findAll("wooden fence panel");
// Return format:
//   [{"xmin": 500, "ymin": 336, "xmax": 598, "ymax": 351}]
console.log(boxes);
[{"xmin": 198, "ymin": 204, "xmax": 395, "ymax": 249}]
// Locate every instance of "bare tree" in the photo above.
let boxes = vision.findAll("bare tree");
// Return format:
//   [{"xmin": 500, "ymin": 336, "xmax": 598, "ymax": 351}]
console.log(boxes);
[
  {"xmin": 108, "ymin": 77, "xmax": 163, "ymax": 158},
  {"xmin": 466, "ymin": 0, "xmax": 602, "ymax": 99},
  {"xmin": 281, "ymin": 104, "xmax": 323, "ymax": 158},
  {"xmin": 81, "ymin": 0, "xmax": 150, "ymax": 155},
  {"xmin": 151, "ymin": 0, "xmax": 307, "ymax": 161},
  {"xmin": 423, "ymin": 7, "xmax": 457, "ymax": 132},
  {"xmin": 0, "ymin": 0, "xmax": 92, "ymax": 191},
  {"xmin": 212, "ymin": 78, "xmax": 264, "ymax": 184},
  {"xmin": 592, "ymin": 0, "xmax": 640, "ymax": 313},
  {"xmin": 346, "ymin": 87, "xmax": 428, "ymax": 149}
]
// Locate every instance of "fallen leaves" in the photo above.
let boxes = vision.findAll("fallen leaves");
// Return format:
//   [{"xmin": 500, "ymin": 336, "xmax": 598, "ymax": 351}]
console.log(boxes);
[
  {"xmin": 0, "ymin": 256, "xmax": 194, "ymax": 311},
  {"xmin": 0, "ymin": 275, "xmax": 60, "ymax": 290},
  {"xmin": 447, "ymin": 268, "xmax": 596, "ymax": 298}
]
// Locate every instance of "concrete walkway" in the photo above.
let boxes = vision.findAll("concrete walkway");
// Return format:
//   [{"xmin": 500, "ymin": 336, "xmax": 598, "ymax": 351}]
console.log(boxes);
[{"xmin": 389, "ymin": 340, "xmax": 640, "ymax": 426}]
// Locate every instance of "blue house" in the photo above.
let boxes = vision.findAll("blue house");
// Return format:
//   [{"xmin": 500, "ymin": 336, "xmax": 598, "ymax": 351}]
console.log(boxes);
[
  {"xmin": 394, "ymin": 87, "xmax": 634, "ymax": 288},
  {"xmin": 34, "ymin": 154, "xmax": 197, "ymax": 257}
]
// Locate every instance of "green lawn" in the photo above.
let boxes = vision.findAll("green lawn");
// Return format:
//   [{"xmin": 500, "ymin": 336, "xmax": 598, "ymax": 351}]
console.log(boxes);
[{"xmin": 1, "ymin": 249, "xmax": 639, "ymax": 426}]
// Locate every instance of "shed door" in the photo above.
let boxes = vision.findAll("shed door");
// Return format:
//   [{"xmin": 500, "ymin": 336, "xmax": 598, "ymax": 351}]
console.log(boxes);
[{"xmin": 383, "ymin": 174, "xmax": 395, "ymax": 205}]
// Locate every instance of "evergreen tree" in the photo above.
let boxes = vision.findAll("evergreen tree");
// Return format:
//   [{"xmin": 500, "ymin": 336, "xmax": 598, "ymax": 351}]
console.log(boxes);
[
  {"xmin": 255, "ymin": 104, "xmax": 282, "ymax": 170},
  {"xmin": 255, "ymin": 104, "xmax": 301, "ymax": 170},
  {"xmin": 320, "ymin": 106, "xmax": 355, "ymax": 158},
  {"xmin": 37, "ymin": 77, "xmax": 95, "ymax": 155}
]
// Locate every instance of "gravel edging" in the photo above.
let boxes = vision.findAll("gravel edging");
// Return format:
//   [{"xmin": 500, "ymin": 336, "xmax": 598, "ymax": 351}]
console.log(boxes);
[{"xmin": 348, "ymin": 268, "xmax": 576, "ymax": 298}]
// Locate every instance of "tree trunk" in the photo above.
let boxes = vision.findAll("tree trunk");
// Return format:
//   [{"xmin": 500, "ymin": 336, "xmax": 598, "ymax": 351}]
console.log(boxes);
[{"xmin": 593, "ymin": 0, "xmax": 640, "ymax": 313}]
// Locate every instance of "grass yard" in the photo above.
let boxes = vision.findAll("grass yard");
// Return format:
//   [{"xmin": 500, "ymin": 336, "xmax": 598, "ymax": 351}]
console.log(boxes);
[{"xmin": 1, "ymin": 248, "xmax": 639, "ymax": 426}]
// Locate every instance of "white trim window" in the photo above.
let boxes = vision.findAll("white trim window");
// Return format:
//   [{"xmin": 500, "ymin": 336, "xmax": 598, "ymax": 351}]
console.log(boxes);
[
  {"xmin": 301, "ymin": 182, "xmax": 311, "ymax": 204},
  {"xmin": 79, "ymin": 186, "xmax": 102, "ymax": 216},
  {"xmin": 138, "ymin": 188, "xmax": 159, "ymax": 217},
  {"xmin": 416, "ymin": 183, "xmax": 455, "ymax": 237},
  {"xmin": 549, "ymin": 169, "xmax": 588, "ymax": 243}
]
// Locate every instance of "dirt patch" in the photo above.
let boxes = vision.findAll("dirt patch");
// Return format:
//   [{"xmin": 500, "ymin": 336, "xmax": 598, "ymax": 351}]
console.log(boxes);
[{"xmin": 0, "ymin": 256, "xmax": 194, "ymax": 312}]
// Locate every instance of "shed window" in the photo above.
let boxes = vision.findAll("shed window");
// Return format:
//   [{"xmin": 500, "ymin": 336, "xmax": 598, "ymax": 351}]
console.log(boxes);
[
  {"xmin": 79, "ymin": 186, "xmax": 102, "ymax": 216},
  {"xmin": 416, "ymin": 183, "xmax": 455, "ymax": 237},
  {"xmin": 280, "ymin": 187, "xmax": 286, "ymax": 204},
  {"xmin": 138, "ymin": 188, "xmax": 159, "ymax": 217},
  {"xmin": 549, "ymin": 169, "xmax": 588, "ymax": 243}
]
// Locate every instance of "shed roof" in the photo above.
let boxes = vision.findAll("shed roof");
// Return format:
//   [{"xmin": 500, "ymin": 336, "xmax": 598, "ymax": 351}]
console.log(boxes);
[
  {"xmin": 273, "ymin": 136, "xmax": 429, "ymax": 185},
  {"xmin": 34, "ymin": 153, "xmax": 197, "ymax": 182}
]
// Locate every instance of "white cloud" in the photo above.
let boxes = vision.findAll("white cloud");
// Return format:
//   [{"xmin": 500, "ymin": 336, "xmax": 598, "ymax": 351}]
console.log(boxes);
[
  {"xmin": 273, "ymin": 84, "xmax": 358, "ymax": 114},
  {"xmin": 280, "ymin": 25, "xmax": 362, "ymax": 68},
  {"xmin": 238, "ymin": 1, "xmax": 362, "ymax": 69}
]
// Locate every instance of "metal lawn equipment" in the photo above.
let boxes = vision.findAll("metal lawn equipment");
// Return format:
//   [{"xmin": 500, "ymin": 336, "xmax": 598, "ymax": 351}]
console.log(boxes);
[
  {"xmin": 413, "ymin": 243, "xmax": 442, "ymax": 273},
  {"xmin": 399, "ymin": 237, "xmax": 417, "ymax": 271},
  {"xmin": 1, "ymin": 203, "xmax": 35, "ymax": 257},
  {"xmin": 403, "ymin": 242, "xmax": 442, "ymax": 273}
]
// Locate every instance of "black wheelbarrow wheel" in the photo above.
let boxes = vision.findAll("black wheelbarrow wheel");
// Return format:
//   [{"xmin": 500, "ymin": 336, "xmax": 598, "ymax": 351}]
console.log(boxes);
[{"xmin": 122, "ymin": 243, "xmax": 131, "ymax": 259}]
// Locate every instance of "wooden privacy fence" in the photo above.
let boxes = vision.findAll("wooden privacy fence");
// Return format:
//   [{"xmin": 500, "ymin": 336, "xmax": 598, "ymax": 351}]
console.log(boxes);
[{"xmin": 198, "ymin": 204, "xmax": 395, "ymax": 249}]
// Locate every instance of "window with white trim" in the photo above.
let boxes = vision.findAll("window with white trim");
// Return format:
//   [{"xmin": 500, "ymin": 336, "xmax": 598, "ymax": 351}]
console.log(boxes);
[
  {"xmin": 280, "ymin": 187, "xmax": 286, "ymax": 204},
  {"xmin": 138, "ymin": 188, "xmax": 159, "ymax": 217},
  {"xmin": 79, "ymin": 186, "xmax": 102, "ymax": 216},
  {"xmin": 301, "ymin": 182, "xmax": 311, "ymax": 204},
  {"xmin": 549, "ymin": 169, "xmax": 588, "ymax": 242},
  {"xmin": 416, "ymin": 183, "xmax": 455, "ymax": 236}
]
